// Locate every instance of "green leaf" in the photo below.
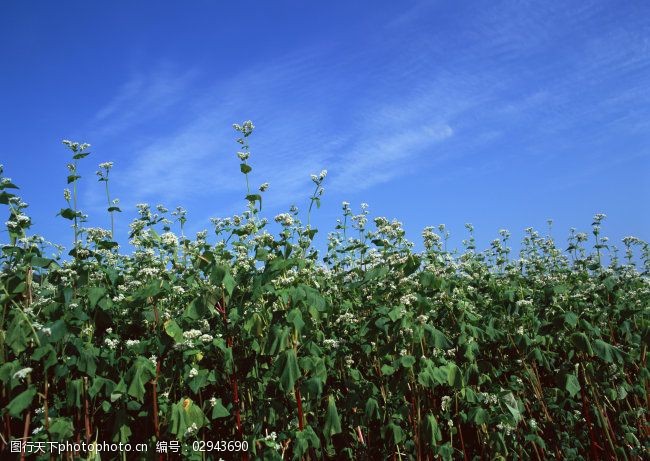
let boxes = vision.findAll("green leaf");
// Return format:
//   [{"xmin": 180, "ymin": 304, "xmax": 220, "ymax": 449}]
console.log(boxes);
[
  {"xmin": 422, "ymin": 414, "xmax": 442, "ymax": 447},
  {"xmin": 447, "ymin": 363, "xmax": 462, "ymax": 388},
  {"xmin": 0, "ymin": 191, "xmax": 17, "ymax": 204},
  {"xmin": 245, "ymin": 194, "xmax": 262, "ymax": 210},
  {"xmin": 49, "ymin": 417, "xmax": 74, "ymax": 440},
  {"xmin": 58, "ymin": 208, "xmax": 78, "ymax": 220},
  {"xmin": 170, "ymin": 398, "xmax": 209, "ymax": 439},
  {"xmin": 564, "ymin": 312, "xmax": 578, "ymax": 328},
  {"xmin": 240, "ymin": 163, "xmax": 252, "ymax": 174},
  {"xmin": 565, "ymin": 374, "xmax": 581, "ymax": 398},
  {"xmin": 164, "ymin": 320, "xmax": 183, "ymax": 343},
  {"xmin": 30, "ymin": 256, "xmax": 55, "ymax": 268},
  {"xmin": 223, "ymin": 271, "xmax": 236, "ymax": 297},
  {"xmin": 365, "ymin": 397, "xmax": 380, "ymax": 420},
  {"xmin": 32, "ymin": 345, "xmax": 58, "ymax": 369},
  {"xmin": 211, "ymin": 398, "xmax": 230, "ymax": 419},
  {"xmin": 385, "ymin": 422, "xmax": 404, "ymax": 444},
  {"xmin": 502, "ymin": 392, "xmax": 522, "ymax": 422},
  {"xmin": 323, "ymin": 395, "xmax": 342, "ymax": 439},
  {"xmin": 403, "ymin": 255, "xmax": 421, "ymax": 276},
  {"xmin": 592, "ymin": 339, "xmax": 615, "ymax": 363},
  {"xmin": 424, "ymin": 325, "xmax": 451, "ymax": 349},
  {"xmin": 277, "ymin": 349, "xmax": 301, "ymax": 393},
  {"xmin": 472, "ymin": 407, "xmax": 488, "ymax": 424},
  {"xmin": 287, "ymin": 308, "xmax": 305, "ymax": 335},
  {"xmin": 570, "ymin": 332, "xmax": 593, "ymax": 355},
  {"xmin": 125, "ymin": 357, "xmax": 156, "ymax": 402},
  {"xmin": 6, "ymin": 387, "xmax": 37, "ymax": 417},
  {"xmin": 87, "ymin": 287, "xmax": 106, "ymax": 308},
  {"xmin": 293, "ymin": 425, "xmax": 321, "ymax": 460},
  {"xmin": 400, "ymin": 355, "xmax": 416, "ymax": 368},
  {"xmin": 0, "ymin": 181, "xmax": 19, "ymax": 189},
  {"xmin": 381, "ymin": 364, "xmax": 395, "ymax": 376}
]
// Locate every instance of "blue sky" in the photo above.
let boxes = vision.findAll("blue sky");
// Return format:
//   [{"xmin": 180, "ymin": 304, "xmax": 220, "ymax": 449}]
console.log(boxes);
[{"xmin": 1, "ymin": 0, "xmax": 649, "ymax": 257}]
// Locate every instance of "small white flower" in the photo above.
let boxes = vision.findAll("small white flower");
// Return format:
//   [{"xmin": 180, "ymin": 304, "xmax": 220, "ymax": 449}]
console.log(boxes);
[
  {"xmin": 185, "ymin": 422, "xmax": 198, "ymax": 436},
  {"xmin": 189, "ymin": 368, "xmax": 199, "ymax": 378},
  {"xmin": 274, "ymin": 213, "xmax": 294, "ymax": 227},
  {"xmin": 13, "ymin": 367, "xmax": 33, "ymax": 381},
  {"xmin": 441, "ymin": 395, "xmax": 451, "ymax": 412},
  {"xmin": 104, "ymin": 338, "xmax": 119, "ymax": 349},
  {"xmin": 183, "ymin": 329, "xmax": 202, "ymax": 340},
  {"xmin": 161, "ymin": 232, "xmax": 178, "ymax": 247},
  {"xmin": 200, "ymin": 334, "xmax": 213, "ymax": 343}
]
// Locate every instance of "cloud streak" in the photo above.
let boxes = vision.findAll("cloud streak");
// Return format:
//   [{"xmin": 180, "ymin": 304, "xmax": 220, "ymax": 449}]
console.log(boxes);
[{"xmin": 83, "ymin": 0, "xmax": 650, "ymax": 227}]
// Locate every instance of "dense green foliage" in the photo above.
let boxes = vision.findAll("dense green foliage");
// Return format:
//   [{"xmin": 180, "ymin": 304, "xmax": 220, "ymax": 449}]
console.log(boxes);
[{"xmin": 1, "ymin": 124, "xmax": 648, "ymax": 460}]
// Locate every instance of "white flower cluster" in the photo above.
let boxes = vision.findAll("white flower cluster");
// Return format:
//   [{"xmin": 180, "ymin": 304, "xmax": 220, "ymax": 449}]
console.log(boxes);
[
  {"xmin": 232, "ymin": 120, "xmax": 254, "ymax": 136},
  {"xmin": 183, "ymin": 329, "xmax": 202, "ymax": 340},
  {"xmin": 496, "ymin": 421, "xmax": 514, "ymax": 436},
  {"xmin": 335, "ymin": 312, "xmax": 358, "ymax": 325},
  {"xmin": 161, "ymin": 232, "xmax": 179, "ymax": 247},
  {"xmin": 138, "ymin": 267, "xmax": 160, "ymax": 278},
  {"xmin": 125, "ymin": 339, "xmax": 140, "ymax": 347},
  {"xmin": 104, "ymin": 338, "xmax": 119, "ymax": 349},
  {"xmin": 441, "ymin": 395, "xmax": 451, "ymax": 412},
  {"xmin": 5, "ymin": 213, "xmax": 30, "ymax": 231},
  {"xmin": 310, "ymin": 169, "xmax": 327, "ymax": 184},
  {"xmin": 200, "ymin": 334, "xmax": 213, "ymax": 343},
  {"xmin": 62, "ymin": 140, "xmax": 91, "ymax": 151},
  {"xmin": 478, "ymin": 392, "xmax": 499, "ymax": 405},
  {"xmin": 400, "ymin": 293, "xmax": 417, "ymax": 306},
  {"xmin": 323, "ymin": 338, "xmax": 340, "ymax": 348},
  {"xmin": 13, "ymin": 367, "xmax": 33, "ymax": 381},
  {"xmin": 274, "ymin": 213, "xmax": 294, "ymax": 227},
  {"xmin": 185, "ymin": 422, "xmax": 198, "ymax": 437},
  {"xmin": 189, "ymin": 368, "xmax": 199, "ymax": 378}
]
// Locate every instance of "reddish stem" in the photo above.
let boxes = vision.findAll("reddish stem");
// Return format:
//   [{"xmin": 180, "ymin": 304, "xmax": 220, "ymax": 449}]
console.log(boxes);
[
  {"xmin": 295, "ymin": 386, "xmax": 304, "ymax": 431},
  {"xmin": 579, "ymin": 365, "xmax": 602, "ymax": 460},
  {"xmin": 152, "ymin": 360, "xmax": 163, "ymax": 461},
  {"xmin": 20, "ymin": 410, "xmax": 31, "ymax": 461},
  {"xmin": 217, "ymin": 298, "xmax": 248, "ymax": 461},
  {"xmin": 83, "ymin": 377, "xmax": 91, "ymax": 443}
]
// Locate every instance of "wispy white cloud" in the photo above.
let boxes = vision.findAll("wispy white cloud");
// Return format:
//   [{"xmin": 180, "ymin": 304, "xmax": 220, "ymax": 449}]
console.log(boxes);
[
  {"xmin": 90, "ymin": 65, "xmax": 199, "ymax": 139},
  {"xmin": 83, "ymin": 0, "xmax": 650, "ymax": 227}
]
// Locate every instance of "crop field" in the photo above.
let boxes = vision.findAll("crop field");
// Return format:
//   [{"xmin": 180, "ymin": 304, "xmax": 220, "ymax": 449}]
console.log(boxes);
[{"xmin": 1, "ymin": 123, "xmax": 648, "ymax": 460}]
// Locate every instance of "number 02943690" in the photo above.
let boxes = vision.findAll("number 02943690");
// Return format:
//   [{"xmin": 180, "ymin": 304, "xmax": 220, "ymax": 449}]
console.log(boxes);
[{"xmin": 192, "ymin": 440, "xmax": 249, "ymax": 452}]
